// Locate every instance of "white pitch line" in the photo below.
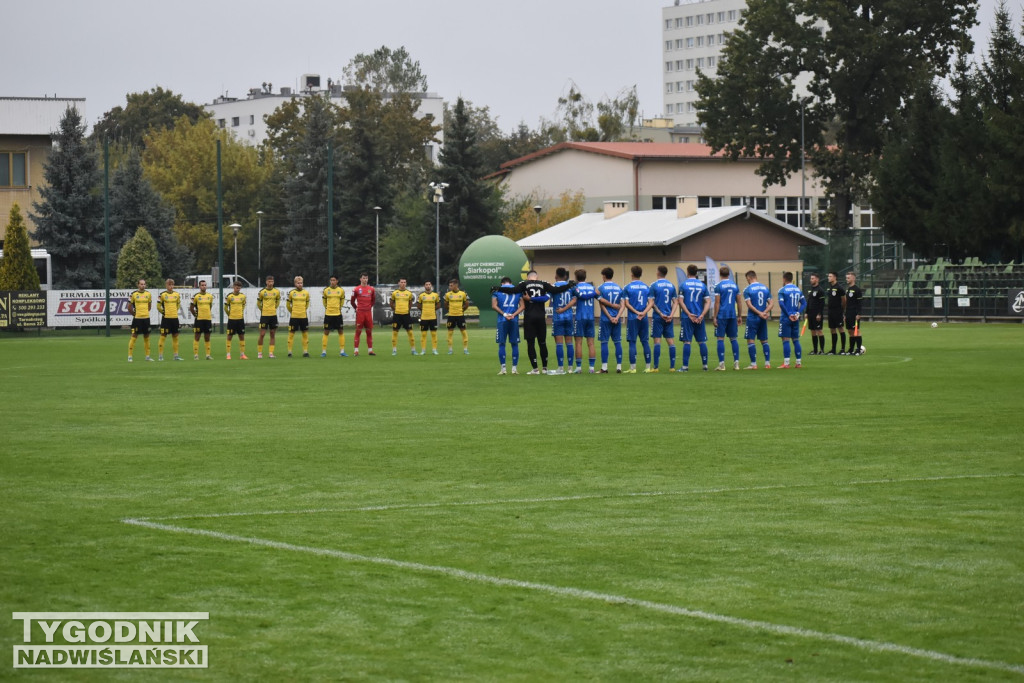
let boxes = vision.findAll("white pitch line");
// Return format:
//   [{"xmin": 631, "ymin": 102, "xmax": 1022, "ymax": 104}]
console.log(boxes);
[
  {"xmin": 121, "ymin": 517, "xmax": 1024, "ymax": 676},
  {"xmin": 142, "ymin": 473, "xmax": 1021, "ymax": 521}
]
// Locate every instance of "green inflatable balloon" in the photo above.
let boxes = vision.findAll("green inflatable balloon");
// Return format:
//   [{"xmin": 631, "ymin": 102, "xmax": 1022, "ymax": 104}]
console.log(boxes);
[{"xmin": 459, "ymin": 235, "xmax": 529, "ymax": 328}]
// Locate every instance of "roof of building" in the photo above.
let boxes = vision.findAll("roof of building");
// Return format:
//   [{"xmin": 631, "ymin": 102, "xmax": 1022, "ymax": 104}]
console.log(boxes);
[
  {"xmin": 517, "ymin": 206, "xmax": 827, "ymax": 250},
  {"xmin": 0, "ymin": 97, "xmax": 86, "ymax": 136},
  {"xmin": 497, "ymin": 141, "xmax": 729, "ymax": 173}
]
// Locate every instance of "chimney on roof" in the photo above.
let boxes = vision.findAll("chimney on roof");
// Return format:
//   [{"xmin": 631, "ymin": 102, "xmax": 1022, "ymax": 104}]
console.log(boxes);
[
  {"xmin": 603, "ymin": 200, "xmax": 629, "ymax": 220},
  {"xmin": 677, "ymin": 196, "xmax": 698, "ymax": 219}
]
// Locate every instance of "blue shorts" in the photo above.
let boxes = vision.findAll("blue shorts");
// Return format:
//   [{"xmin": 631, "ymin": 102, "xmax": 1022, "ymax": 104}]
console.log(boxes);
[
  {"xmin": 599, "ymin": 319, "xmax": 621, "ymax": 343},
  {"xmin": 627, "ymin": 318, "xmax": 649, "ymax": 343},
  {"xmin": 552, "ymin": 318, "xmax": 574, "ymax": 337},
  {"xmin": 778, "ymin": 318, "xmax": 800, "ymax": 339},
  {"xmin": 495, "ymin": 318, "xmax": 520, "ymax": 345},
  {"xmin": 651, "ymin": 316, "xmax": 674, "ymax": 339},
  {"xmin": 573, "ymin": 317, "xmax": 595, "ymax": 338},
  {"xmin": 745, "ymin": 316, "xmax": 768, "ymax": 342},
  {"xmin": 715, "ymin": 317, "xmax": 738, "ymax": 338},
  {"xmin": 680, "ymin": 317, "xmax": 708, "ymax": 343}
]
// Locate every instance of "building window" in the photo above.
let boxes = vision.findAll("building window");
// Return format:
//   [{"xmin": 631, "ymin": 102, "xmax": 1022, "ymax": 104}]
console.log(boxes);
[
  {"xmin": 676, "ymin": 39, "xmax": 684, "ymax": 49},
  {"xmin": 685, "ymin": 59, "xmax": 694, "ymax": 71},
  {"xmin": 698, "ymin": 196, "xmax": 724, "ymax": 208},
  {"xmin": 666, "ymin": 82, "xmax": 674, "ymax": 94},
  {"xmin": 696, "ymin": 36, "xmax": 704, "ymax": 47},
  {"xmin": 248, "ymin": 114, "xmax": 255, "ymax": 125},
  {"xmin": 685, "ymin": 16, "xmax": 693, "ymax": 27},
  {"xmin": 676, "ymin": 103, "xmax": 685, "ymax": 113},
  {"xmin": 666, "ymin": 104, "xmax": 673, "ymax": 115},
  {"xmin": 706, "ymin": 13, "xmax": 714, "ymax": 24},
  {"xmin": 231, "ymin": 117, "xmax": 240, "ymax": 127},
  {"xmin": 718, "ymin": 11, "xmax": 726, "ymax": 22},
  {"xmin": 677, "ymin": 17, "xmax": 685, "ymax": 28},
  {"xmin": 775, "ymin": 197, "xmax": 811, "ymax": 227},
  {"xmin": 687, "ymin": 102, "xmax": 697, "ymax": 113},
  {"xmin": 665, "ymin": 40, "xmax": 673, "ymax": 51},
  {"xmin": 677, "ymin": 81, "xmax": 687, "ymax": 92},
  {"xmin": 696, "ymin": 57, "xmax": 705, "ymax": 68},
  {"xmin": 217, "ymin": 119, "xmax": 226, "ymax": 128},
  {"xmin": 665, "ymin": 61, "xmax": 674, "ymax": 72},
  {"xmin": 728, "ymin": 10, "xmax": 738, "ymax": 21},
  {"xmin": 665, "ymin": 19, "xmax": 672, "ymax": 29},
  {"xmin": 858, "ymin": 204, "xmax": 878, "ymax": 229},
  {"xmin": 686, "ymin": 80, "xmax": 695, "ymax": 91},
  {"xmin": 696, "ymin": 14, "xmax": 704, "ymax": 25},
  {"xmin": 707, "ymin": 56, "xmax": 716, "ymax": 67},
  {"xmin": 731, "ymin": 196, "xmax": 768, "ymax": 212},
  {"xmin": 652, "ymin": 196, "xmax": 678, "ymax": 210},
  {"xmin": 0, "ymin": 152, "xmax": 28, "ymax": 187},
  {"xmin": 676, "ymin": 60, "xmax": 685, "ymax": 70},
  {"xmin": 686, "ymin": 37, "xmax": 694, "ymax": 48}
]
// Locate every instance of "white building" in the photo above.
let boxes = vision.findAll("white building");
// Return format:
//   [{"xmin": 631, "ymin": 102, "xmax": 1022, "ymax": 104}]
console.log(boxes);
[
  {"xmin": 662, "ymin": 0, "xmax": 746, "ymax": 127},
  {"xmin": 203, "ymin": 75, "xmax": 445, "ymax": 162}
]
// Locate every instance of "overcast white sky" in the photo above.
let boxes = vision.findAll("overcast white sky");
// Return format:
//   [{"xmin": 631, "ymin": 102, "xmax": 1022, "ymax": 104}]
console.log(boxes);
[{"xmin": 7, "ymin": 0, "xmax": 1019, "ymax": 133}]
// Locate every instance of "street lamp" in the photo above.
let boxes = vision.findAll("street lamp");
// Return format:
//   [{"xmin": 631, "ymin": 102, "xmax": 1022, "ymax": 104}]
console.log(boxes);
[
  {"xmin": 230, "ymin": 223, "xmax": 241, "ymax": 282},
  {"xmin": 256, "ymin": 210, "xmax": 263, "ymax": 282},
  {"xmin": 533, "ymin": 204, "xmax": 542, "ymax": 226},
  {"xmin": 373, "ymin": 206, "xmax": 382, "ymax": 288},
  {"xmin": 429, "ymin": 182, "xmax": 448, "ymax": 288}
]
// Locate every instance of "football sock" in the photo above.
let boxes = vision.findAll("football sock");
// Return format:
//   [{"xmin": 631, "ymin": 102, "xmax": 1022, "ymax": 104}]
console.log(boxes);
[
  {"xmin": 699, "ymin": 343, "xmax": 708, "ymax": 366},
  {"xmin": 129, "ymin": 337, "xmax": 137, "ymax": 355},
  {"xmin": 653, "ymin": 343, "xmax": 661, "ymax": 369},
  {"xmin": 717, "ymin": 339, "xmax": 725, "ymax": 362},
  {"xmin": 669, "ymin": 344, "xmax": 677, "ymax": 368},
  {"xmin": 748, "ymin": 343, "xmax": 757, "ymax": 363},
  {"xmin": 782, "ymin": 340, "xmax": 791, "ymax": 360},
  {"xmin": 158, "ymin": 337, "xmax": 166, "ymax": 356},
  {"xmin": 172, "ymin": 337, "xmax": 179, "ymax": 356},
  {"xmin": 339, "ymin": 333, "xmax": 346, "ymax": 352},
  {"xmin": 322, "ymin": 334, "xmax": 329, "ymax": 352},
  {"xmin": 840, "ymin": 332, "xmax": 847, "ymax": 351},
  {"xmin": 794, "ymin": 340, "xmax": 802, "ymax": 359},
  {"xmin": 831, "ymin": 332, "xmax": 838, "ymax": 352},
  {"xmin": 302, "ymin": 331, "xmax": 309, "ymax": 353},
  {"xmin": 683, "ymin": 344, "xmax": 691, "ymax": 367},
  {"xmin": 731, "ymin": 338, "xmax": 740, "ymax": 361},
  {"xmin": 240, "ymin": 340, "xmax": 246, "ymax": 355},
  {"xmin": 193, "ymin": 338, "xmax": 199, "ymax": 356},
  {"xmin": 430, "ymin": 330, "xmax": 437, "ymax": 350},
  {"xmin": 460, "ymin": 330, "xmax": 467, "ymax": 349},
  {"xmin": 204, "ymin": 341, "xmax": 211, "ymax": 357},
  {"xmin": 144, "ymin": 338, "xmax": 151, "ymax": 356},
  {"xmin": 761, "ymin": 342, "xmax": 770, "ymax": 362}
]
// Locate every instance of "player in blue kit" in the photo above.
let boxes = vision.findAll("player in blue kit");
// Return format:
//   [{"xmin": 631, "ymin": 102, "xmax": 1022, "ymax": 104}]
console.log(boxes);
[
  {"xmin": 742, "ymin": 270, "xmax": 773, "ymax": 369},
  {"xmin": 777, "ymin": 271, "xmax": 806, "ymax": 369},
  {"xmin": 567, "ymin": 268, "xmax": 598, "ymax": 373},
  {"xmin": 491, "ymin": 277, "xmax": 524, "ymax": 375},
  {"xmin": 550, "ymin": 267, "xmax": 576, "ymax": 375},
  {"xmin": 622, "ymin": 265, "xmax": 652, "ymax": 373},
  {"xmin": 677, "ymin": 263, "xmax": 711, "ymax": 371},
  {"xmin": 712, "ymin": 266, "xmax": 742, "ymax": 371},
  {"xmin": 647, "ymin": 265, "xmax": 678, "ymax": 372},
  {"xmin": 596, "ymin": 267, "xmax": 624, "ymax": 374}
]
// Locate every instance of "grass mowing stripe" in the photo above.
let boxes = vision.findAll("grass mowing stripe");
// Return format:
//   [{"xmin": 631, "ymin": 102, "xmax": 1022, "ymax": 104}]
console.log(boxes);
[
  {"xmin": 140, "ymin": 472, "xmax": 1021, "ymax": 520},
  {"xmin": 122, "ymin": 517, "xmax": 1024, "ymax": 676}
]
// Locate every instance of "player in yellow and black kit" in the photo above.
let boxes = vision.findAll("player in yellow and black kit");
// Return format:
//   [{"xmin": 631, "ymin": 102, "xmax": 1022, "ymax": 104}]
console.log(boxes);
[
  {"xmin": 416, "ymin": 281, "xmax": 441, "ymax": 355},
  {"xmin": 256, "ymin": 275, "xmax": 281, "ymax": 359},
  {"xmin": 128, "ymin": 279, "xmax": 154, "ymax": 362},
  {"xmin": 224, "ymin": 280, "xmax": 248, "ymax": 360},
  {"xmin": 444, "ymin": 278, "xmax": 470, "ymax": 355},
  {"xmin": 390, "ymin": 278, "xmax": 416, "ymax": 355},
  {"xmin": 157, "ymin": 279, "xmax": 184, "ymax": 361},
  {"xmin": 190, "ymin": 279, "xmax": 214, "ymax": 360},
  {"xmin": 287, "ymin": 276, "xmax": 311, "ymax": 357},
  {"xmin": 321, "ymin": 276, "xmax": 348, "ymax": 357}
]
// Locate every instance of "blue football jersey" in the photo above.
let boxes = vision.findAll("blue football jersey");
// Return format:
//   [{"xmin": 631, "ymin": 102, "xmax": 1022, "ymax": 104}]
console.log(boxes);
[
  {"xmin": 679, "ymin": 278, "xmax": 710, "ymax": 317},
  {"xmin": 552, "ymin": 280, "xmax": 575, "ymax": 322},
  {"xmin": 648, "ymin": 278, "xmax": 677, "ymax": 316},
  {"xmin": 743, "ymin": 282, "xmax": 772, "ymax": 317},
  {"xmin": 778, "ymin": 283, "xmax": 806, "ymax": 317},
  {"xmin": 714, "ymin": 280, "xmax": 740, "ymax": 319},
  {"xmin": 623, "ymin": 281, "xmax": 650, "ymax": 320},
  {"xmin": 572, "ymin": 282, "xmax": 597, "ymax": 319},
  {"xmin": 597, "ymin": 281, "xmax": 623, "ymax": 321},
  {"xmin": 492, "ymin": 290, "xmax": 522, "ymax": 315}
]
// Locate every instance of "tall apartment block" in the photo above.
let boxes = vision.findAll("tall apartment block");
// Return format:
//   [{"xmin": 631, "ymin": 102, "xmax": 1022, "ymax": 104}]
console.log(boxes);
[{"xmin": 662, "ymin": 0, "xmax": 746, "ymax": 128}]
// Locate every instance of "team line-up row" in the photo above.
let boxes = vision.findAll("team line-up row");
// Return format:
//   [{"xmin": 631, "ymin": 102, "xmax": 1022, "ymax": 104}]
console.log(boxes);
[
  {"xmin": 488, "ymin": 265, "xmax": 866, "ymax": 375},
  {"xmin": 122, "ymin": 273, "xmax": 470, "ymax": 361}
]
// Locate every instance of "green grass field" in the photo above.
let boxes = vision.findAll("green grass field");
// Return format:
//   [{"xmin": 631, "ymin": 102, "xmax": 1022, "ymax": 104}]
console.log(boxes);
[{"xmin": 1, "ymin": 322, "xmax": 1022, "ymax": 681}]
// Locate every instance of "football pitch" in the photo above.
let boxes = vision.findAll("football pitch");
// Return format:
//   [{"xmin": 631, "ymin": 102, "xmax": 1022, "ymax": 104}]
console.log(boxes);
[{"xmin": 1, "ymin": 322, "xmax": 1022, "ymax": 681}]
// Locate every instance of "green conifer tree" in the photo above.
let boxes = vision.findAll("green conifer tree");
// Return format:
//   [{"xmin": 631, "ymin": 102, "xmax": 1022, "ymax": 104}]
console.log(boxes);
[
  {"xmin": 0, "ymin": 204, "xmax": 41, "ymax": 290},
  {"xmin": 116, "ymin": 227, "xmax": 162, "ymax": 288}
]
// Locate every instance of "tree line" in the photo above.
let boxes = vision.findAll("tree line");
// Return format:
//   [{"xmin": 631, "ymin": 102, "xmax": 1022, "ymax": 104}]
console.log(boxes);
[
  {"xmin": 17, "ymin": 46, "xmax": 646, "ymax": 290},
  {"xmin": 697, "ymin": 0, "xmax": 1024, "ymax": 264}
]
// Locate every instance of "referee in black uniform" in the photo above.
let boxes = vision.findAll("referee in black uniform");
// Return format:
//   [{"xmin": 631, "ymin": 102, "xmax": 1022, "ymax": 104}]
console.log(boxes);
[
  {"xmin": 825, "ymin": 271, "xmax": 845, "ymax": 355},
  {"xmin": 844, "ymin": 272, "xmax": 864, "ymax": 355},
  {"xmin": 805, "ymin": 273, "xmax": 826, "ymax": 354}
]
